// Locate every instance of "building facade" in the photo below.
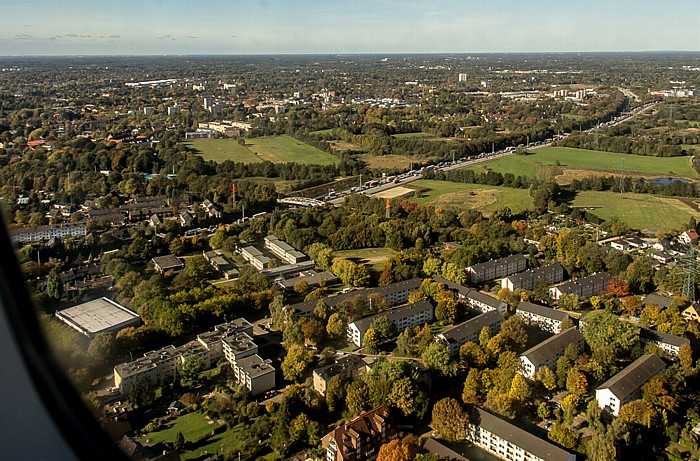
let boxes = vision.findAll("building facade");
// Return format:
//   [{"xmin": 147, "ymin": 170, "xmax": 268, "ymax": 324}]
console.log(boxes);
[
  {"xmin": 347, "ymin": 300, "xmax": 434, "ymax": 347},
  {"xmin": 595, "ymin": 354, "xmax": 666, "ymax": 416},
  {"xmin": 437, "ymin": 311, "xmax": 503, "ymax": 356},
  {"xmin": 519, "ymin": 328, "xmax": 584, "ymax": 380},
  {"xmin": 264, "ymin": 235, "xmax": 307, "ymax": 264},
  {"xmin": 550, "ymin": 272, "xmax": 611, "ymax": 302},
  {"xmin": 502, "ymin": 263, "xmax": 566, "ymax": 292},
  {"xmin": 322, "ymin": 406, "xmax": 397, "ymax": 461},
  {"xmin": 467, "ymin": 254, "xmax": 527, "ymax": 284},
  {"xmin": 516, "ymin": 301, "xmax": 570, "ymax": 334}
]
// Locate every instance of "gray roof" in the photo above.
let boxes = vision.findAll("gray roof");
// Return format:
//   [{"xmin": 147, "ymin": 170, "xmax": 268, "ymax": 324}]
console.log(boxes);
[
  {"xmin": 350, "ymin": 300, "xmax": 434, "ymax": 333},
  {"xmin": 466, "ymin": 290, "xmax": 505, "ymax": 309},
  {"xmin": 642, "ymin": 294, "xmax": 673, "ymax": 310},
  {"xmin": 422, "ymin": 438, "xmax": 468, "ymax": 461},
  {"xmin": 640, "ymin": 328, "xmax": 690, "ymax": 348},
  {"xmin": 235, "ymin": 354, "xmax": 275, "ymax": 378},
  {"xmin": 55, "ymin": 297, "xmax": 140, "ymax": 337},
  {"xmin": 517, "ymin": 301, "xmax": 569, "ymax": 322},
  {"xmin": 472, "ymin": 407, "xmax": 576, "ymax": 461},
  {"xmin": 520, "ymin": 328, "xmax": 583, "ymax": 367},
  {"xmin": 597, "ymin": 354, "xmax": 665, "ymax": 399},
  {"xmin": 553, "ymin": 272, "xmax": 610, "ymax": 295},
  {"xmin": 432, "ymin": 276, "xmax": 472, "ymax": 298},
  {"xmin": 313, "ymin": 355, "xmax": 366, "ymax": 381},
  {"xmin": 468, "ymin": 254, "xmax": 527, "ymax": 273},
  {"xmin": 505, "ymin": 263, "xmax": 565, "ymax": 285},
  {"xmin": 440, "ymin": 311, "xmax": 502, "ymax": 343},
  {"xmin": 151, "ymin": 254, "xmax": 184, "ymax": 270}
]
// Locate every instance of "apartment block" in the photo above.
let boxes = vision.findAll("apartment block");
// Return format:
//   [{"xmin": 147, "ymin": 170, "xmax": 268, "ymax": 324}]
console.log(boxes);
[
  {"xmin": 437, "ymin": 311, "xmax": 503, "ymax": 356},
  {"xmin": 501, "ymin": 263, "xmax": 565, "ymax": 292},
  {"xmin": 467, "ymin": 254, "xmax": 527, "ymax": 284},
  {"xmin": 639, "ymin": 328, "xmax": 690, "ymax": 359},
  {"xmin": 516, "ymin": 301, "xmax": 570, "ymax": 334},
  {"xmin": 550, "ymin": 272, "xmax": 610, "ymax": 302},
  {"xmin": 347, "ymin": 300, "xmax": 434, "ymax": 347},
  {"xmin": 519, "ymin": 328, "xmax": 584, "ymax": 380},
  {"xmin": 596, "ymin": 354, "xmax": 665, "ymax": 416},
  {"xmin": 9, "ymin": 222, "xmax": 88, "ymax": 244}
]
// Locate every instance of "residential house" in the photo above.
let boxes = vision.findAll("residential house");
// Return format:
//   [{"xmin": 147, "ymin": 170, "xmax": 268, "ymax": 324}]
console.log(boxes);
[
  {"xmin": 151, "ymin": 255, "xmax": 184, "ymax": 274},
  {"xmin": 465, "ymin": 406, "xmax": 577, "ymax": 461},
  {"xmin": 346, "ymin": 300, "xmax": 434, "ymax": 347},
  {"xmin": 609, "ymin": 239, "xmax": 630, "ymax": 251},
  {"xmin": 550, "ymin": 272, "xmax": 610, "ymax": 302},
  {"xmin": 322, "ymin": 406, "xmax": 397, "ymax": 461},
  {"xmin": 642, "ymin": 294, "xmax": 673, "ymax": 311},
  {"xmin": 201, "ymin": 199, "xmax": 221, "ymax": 219},
  {"xmin": 519, "ymin": 328, "xmax": 584, "ymax": 380},
  {"xmin": 516, "ymin": 301, "xmax": 570, "ymax": 334},
  {"xmin": 595, "ymin": 354, "xmax": 666, "ymax": 416},
  {"xmin": 501, "ymin": 263, "xmax": 566, "ymax": 292},
  {"xmin": 678, "ymin": 229, "xmax": 699, "ymax": 245},
  {"xmin": 466, "ymin": 254, "xmax": 527, "ymax": 284},
  {"xmin": 682, "ymin": 303, "xmax": 700, "ymax": 322},
  {"xmin": 436, "ymin": 311, "xmax": 503, "ymax": 356}
]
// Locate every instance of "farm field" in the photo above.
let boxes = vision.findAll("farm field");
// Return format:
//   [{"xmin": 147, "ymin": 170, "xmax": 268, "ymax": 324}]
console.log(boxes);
[
  {"xmin": 359, "ymin": 154, "xmax": 439, "ymax": 170},
  {"xmin": 186, "ymin": 135, "xmax": 338, "ymax": 165},
  {"xmin": 465, "ymin": 147, "xmax": 698, "ymax": 179},
  {"xmin": 408, "ymin": 180, "xmax": 533, "ymax": 215},
  {"xmin": 572, "ymin": 191, "xmax": 699, "ymax": 231}
]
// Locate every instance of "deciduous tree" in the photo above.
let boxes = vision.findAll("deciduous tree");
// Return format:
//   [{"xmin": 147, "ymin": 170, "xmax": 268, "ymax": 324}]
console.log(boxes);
[{"xmin": 430, "ymin": 398, "xmax": 469, "ymax": 442}]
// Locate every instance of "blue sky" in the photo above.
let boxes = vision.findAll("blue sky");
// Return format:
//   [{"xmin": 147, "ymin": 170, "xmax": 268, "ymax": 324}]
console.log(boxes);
[{"xmin": 1, "ymin": 0, "xmax": 699, "ymax": 55}]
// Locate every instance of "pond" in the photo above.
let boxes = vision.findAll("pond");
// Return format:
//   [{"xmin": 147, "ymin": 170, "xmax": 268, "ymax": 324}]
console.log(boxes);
[{"xmin": 649, "ymin": 177, "xmax": 691, "ymax": 186}]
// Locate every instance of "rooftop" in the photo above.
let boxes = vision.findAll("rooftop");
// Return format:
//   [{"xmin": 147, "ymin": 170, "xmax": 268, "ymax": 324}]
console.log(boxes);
[
  {"xmin": 505, "ymin": 263, "xmax": 565, "ymax": 284},
  {"xmin": 517, "ymin": 301, "xmax": 569, "ymax": 322},
  {"xmin": 350, "ymin": 300, "xmax": 433, "ymax": 332},
  {"xmin": 642, "ymin": 294, "xmax": 673, "ymax": 310},
  {"xmin": 640, "ymin": 328, "xmax": 690, "ymax": 348},
  {"xmin": 520, "ymin": 328, "xmax": 583, "ymax": 367},
  {"xmin": 468, "ymin": 254, "xmax": 527, "ymax": 272},
  {"xmin": 597, "ymin": 354, "xmax": 666, "ymax": 399},
  {"xmin": 439, "ymin": 311, "xmax": 502, "ymax": 343},
  {"xmin": 151, "ymin": 254, "xmax": 184, "ymax": 270},
  {"xmin": 235, "ymin": 354, "xmax": 275, "ymax": 378},
  {"xmin": 55, "ymin": 297, "xmax": 140, "ymax": 337}
]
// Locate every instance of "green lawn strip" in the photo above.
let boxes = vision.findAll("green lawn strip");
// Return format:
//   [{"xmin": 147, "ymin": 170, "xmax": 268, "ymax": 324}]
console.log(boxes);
[
  {"xmin": 145, "ymin": 412, "xmax": 219, "ymax": 446},
  {"xmin": 573, "ymin": 191, "xmax": 699, "ymax": 231},
  {"xmin": 244, "ymin": 135, "xmax": 338, "ymax": 165},
  {"xmin": 333, "ymin": 247, "xmax": 397, "ymax": 260},
  {"xmin": 465, "ymin": 147, "xmax": 698, "ymax": 178},
  {"xmin": 409, "ymin": 179, "xmax": 533, "ymax": 215},
  {"xmin": 185, "ymin": 139, "xmax": 262, "ymax": 164},
  {"xmin": 392, "ymin": 132, "xmax": 430, "ymax": 139}
]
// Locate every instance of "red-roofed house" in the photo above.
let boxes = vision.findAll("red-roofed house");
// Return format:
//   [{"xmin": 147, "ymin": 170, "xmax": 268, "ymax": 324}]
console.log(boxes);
[
  {"xmin": 679, "ymin": 229, "xmax": 699, "ymax": 245},
  {"xmin": 321, "ymin": 406, "xmax": 397, "ymax": 461}
]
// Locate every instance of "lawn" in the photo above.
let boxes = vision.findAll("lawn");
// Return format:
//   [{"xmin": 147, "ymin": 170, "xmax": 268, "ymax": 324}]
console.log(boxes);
[
  {"xmin": 334, "ymin": 247, "xmax": 397, "ymax": 270},
  {"xmin": 465, "ymin": 147, "xmax": 698, "ymax": 179},
  {"xmin": 309, "ymin": 128, "xmax": 336, "ymax": 135},
  {"xmin": 392, "ymin": 132, "xmax": 431, "ymax": 139},
  {"xmin": 145, "ymin": 412, "xmax": 219, "ymax": 447},
  {"xmin": 409, "ymin": 180, "xmax": 534, "ymax": 215},
  {"xmin": 186, "ymin": 135, "xmax": 338, "ymax": 165},
  {"xmin": 573, "ymin": 191, "xmax": 699, "ymax": 231}
]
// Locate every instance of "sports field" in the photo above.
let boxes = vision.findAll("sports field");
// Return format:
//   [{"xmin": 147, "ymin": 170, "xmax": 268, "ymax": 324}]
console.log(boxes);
[
  {"xmin": 465, "ymin": 147, "xmax": 698, "ymax": 179},
  {"xmin": 409, "ymin": 180, "xmax": 533, "ymax": 215},
  {"xmin": 573, "ymin": 191, "xmax": 699, "ymax": 231},
  {"xmin": 186, "ymin": 135, "xmax": 338, "ymax": 165}
]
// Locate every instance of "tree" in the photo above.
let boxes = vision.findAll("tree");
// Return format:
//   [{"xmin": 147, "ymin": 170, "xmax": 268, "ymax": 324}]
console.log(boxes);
[
  {"xmin": 363, "ymin": 327, "xmax": 380, "ymax": 353},
  {"xmin": 430, "ymin": 397, "xmax": 469, "ymax": 442},
  {"xmin": 566, "ymin": 369, "xmax": 588, "ymax": 401},
  {"xmin": 537, "ymin": 402, "xmax": 551, "ymax": 421},
  {"xmin": 608, "ymin": 276, "xmax": 630, "ymax": 297},
  {"xmin": 371, "ymin": 315, "xmax": 398, "ymax": 343},
  {"xmin": 536, "ymin": 366, "xmax": 558, "ymax": 392},
  {"xmin": 388, "ymin": 378, "xmax": 417, "ymax": 416},
  {"xmin": 377, "ymin": 436, "xmax": 420, "ymax": 461},
  {"xmin": 557, "ymin": 293, "xmax": 581, "ymax": 311},
  {"xmin": 293, "ymin": 280, "xmax": 309, "ymax": 296},
  {"xmin": 583, "ymin": 309, "xmax": 639, "ymax": 359},
  {"xmin": 626, "ymin": 257, "xmax": 655, "ymax": 293},
  {"xmin": 301, "ymin": 318, "xmax": 325, "ymax": 345},
  {"xmin": 346, "ymin": 381, "xmax": 370, "ymax": 416},
  {"xmin": 326, "ymin": 312, "xmax": 346, "ymax": 338},
  {"xmin": 281, "ymin": 343, "xmax": 314, "ymax": 383},
  {"xmin": 179, "ymin": 356, "xmax": 205, "ymax": 389},
  {"xmin": 618, "ymin": 399, "xmax": 656, "ymax": 428},
  {"xmin": 548, "ymin": 423, "xmax": 580, "ymax": 450},
  {"xmin": 87, "ymin": 332, "xmax": 116, "ymax": 364},
  {"xmin": 679, "ymin": 343, "xmax": 694, "ymax": 370},
  {"xmin": 325, "ymin": 374, "xmax": 349, "ymax": 413},
  {"xmin": 422, "ymin": 342, "xmax": 457, "ymax": 376},
  {"xmin": 174, "ymin": 431, "xmax": 185, "ymax": 451},
  {"xmin": 500, "ymin": 315, "xmax": 528, "ymax": 350},
  {"xmin": 46, "ymin": 266, "xmax": 63, "ymax": 300},
  {"xmin": 509, "ymin": 373, "xmax": 532, "ymax": 403},
  {"xmin": 462, "ymin": 369, "xmax": 483, "ymax": 405}
]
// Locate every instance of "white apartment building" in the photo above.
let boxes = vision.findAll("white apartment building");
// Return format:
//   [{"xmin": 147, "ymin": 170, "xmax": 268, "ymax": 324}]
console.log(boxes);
[
  {"xmin": 595, "ymin": 354, "xmax": 665, "ymax": 416},
  {"xmin": 466, "ymin": 407, "xmax": 577, "ymax": 461},
  {"xmin": 502, "ymin": 263, "xmax": 565, "ymax": 292},
  {"xmin": 437, "ymin": 311, "xmax": 503, "ymax": 356},
  {"xmin": 639, "ymin": 328, "xmax": 689, "ymax": 359},
  {"xmin": 516, "ymin": 301, "xmax": 570, "ymax": 334},
  {"xmin": 9, "ymin": 222, "xmax": 88, "ymax": 244},
  {"xmin": 466, "ymin": 291, "xmax": 508, "ymax": 315},
  {"xmin": 231, "ymin": 354, "xmax": 276, "ymax": 395},
  {"xmin": 347, "ymin": 300, "xmax": 434, "ymax": 347},
  {"xmin": 550, "ymin": 272, "xmax": 610, "ymax": 302},
  {"xmin": 519, "ymin": 328, "xmax": 584, "ymax": 380},
  {"xmin": 467, "ymin": 254, "xmax": 527, "ymax": 284}
]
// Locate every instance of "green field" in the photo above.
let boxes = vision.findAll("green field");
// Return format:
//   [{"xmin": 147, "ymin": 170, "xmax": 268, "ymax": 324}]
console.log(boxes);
[
  {"xmin": 334, "ymin": 247, "xmax": 397, "ymax": 270},
  {"xmin": 186, "ymin": 135, "xmax": 338, "ymax": 165},
  {"xmin": 409, "ymin": 180, "xmax": 534, "ymax": 215},
  {"xmin": 573, "ymin": 191, "xmax": 699, "ymax": 231},
  {"xmin": 392, "ymin": 132, "xmax": 431, "ymax": 139},
  {"xmin": 309, "ymin": 128, "xmax": 336, "ymax": 135},
  {"xmin": 466, "ymin": 147, "xmax": 698, "ymax": 179}
]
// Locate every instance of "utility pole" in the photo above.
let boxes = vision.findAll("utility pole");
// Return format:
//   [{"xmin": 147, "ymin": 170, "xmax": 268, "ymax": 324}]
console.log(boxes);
[{"xmin": 385, "ymin": 197, "xmax": 390, "ymax": 219}]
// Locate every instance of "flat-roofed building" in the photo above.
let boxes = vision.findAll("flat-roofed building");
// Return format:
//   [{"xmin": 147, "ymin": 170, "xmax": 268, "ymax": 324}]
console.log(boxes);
[
  {"xmin": 262, "ymin": 260, "xmax": 315, "ymax": 278},
  {"xmin": 467, "ymin": 254, "xmax": 527, "ymax": 284},
  {"xmin": 239, "ymin": 245, "xmax": 270, "ymax": 271},
  {"xmin": 595, "ymin": 354, "xmax": 666, "ymax": 416},
  {"xmin": 466, "ymin": 406, "xmax": 577, "ymax": 461},
  {"xmin": 151, "ymin": 254, "xmax": 184, "ymax": 274},
  {"xmin": 55, "ymin": 297, "xmax": 140, "ymax": 338},
  {"xmin": 264, "ymin": 235, "xmax": 308, "ymax": 264},
  {"xmin": 347, "ymin": 300, "xmax": 434, "ymax": 347},
  {"xmin": 437, "ymin": 311, "xmax": 503, "ymax": 356},
  {"xmin": 519, "ymin": 328, "xmax": 584, "ymax": 380},
  {"xmin": 231, "ymin": 354, "xmax": 275, "ymax": 395},
  {"xmin": 502, "ymin": 263, "xmax": 565, "ymax": 292},
  {"xmin": 516, "ymin": 301, "xmax": 570, "ymax": 334},
  {"xmin": 550, "ymin": 272, "xmax": 610, "ymax": 302},
  {"xmin": 640, "ymin": 328, "xmax": 689, "ymax": 359},
  {"xmin": 277, "ymin": 270, "xmax": 338, "ymax": 291}
]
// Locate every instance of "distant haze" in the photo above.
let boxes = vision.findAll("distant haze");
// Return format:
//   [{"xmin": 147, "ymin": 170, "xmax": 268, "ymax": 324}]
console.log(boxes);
[{"xmin": 2, "ymin": 0, "xmax": 699, "ymax": 55}]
